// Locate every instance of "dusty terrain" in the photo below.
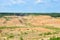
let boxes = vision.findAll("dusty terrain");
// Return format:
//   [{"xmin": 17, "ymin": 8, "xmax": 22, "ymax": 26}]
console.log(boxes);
[
  {"xmin": 0, "ymin": 15, "xmax": 60, "ymax": 40},
  {"xmin": 0, "ymin": 15, "xmax": 60, "ymax": 27}
]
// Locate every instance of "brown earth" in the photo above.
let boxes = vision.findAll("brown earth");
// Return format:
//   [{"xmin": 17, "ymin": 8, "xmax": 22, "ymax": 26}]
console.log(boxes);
[
  {"xmin": 0, "ymin": 15, "xmax": 60, "ymax": 27},
  {"xmin": 0, "ymin": 15, "xmax": 60, "ymax": 40},
  {"xmin": 25, "ymin": 15, "xmax": 60, "ymax": 27},
  {"xmin": 1, "ymin": 27, "xmax": 53, "ymax": 33}
]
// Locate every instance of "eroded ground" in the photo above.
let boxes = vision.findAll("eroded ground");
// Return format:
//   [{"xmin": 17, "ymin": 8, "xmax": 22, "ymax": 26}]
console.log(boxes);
[{"xmin": 0, "ymin": 15, "xmax": 60, "ymax": 40}]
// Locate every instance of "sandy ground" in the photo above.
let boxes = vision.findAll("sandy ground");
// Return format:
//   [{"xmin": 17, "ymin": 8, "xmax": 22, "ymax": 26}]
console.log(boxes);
[
  {"xmin": 0, "ymin": 15, "xmax": 60, "ymax": 27},
  {"xmin": 0, "ymin": 15, "xmax": 60, "ymax": 40}
]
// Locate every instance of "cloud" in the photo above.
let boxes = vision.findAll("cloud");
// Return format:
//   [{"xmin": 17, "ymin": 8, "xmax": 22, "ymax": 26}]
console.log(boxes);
[
  {"xmin": 0, "ymin": 0, "xmax": 26, "ymax": 6},
  {"xmin": 35, "ymin": 0, "xmax": 43, "ymax": 3},
  {"xmin": 10, "ymin": 0, "xmax": 26, "ymax": 4}
]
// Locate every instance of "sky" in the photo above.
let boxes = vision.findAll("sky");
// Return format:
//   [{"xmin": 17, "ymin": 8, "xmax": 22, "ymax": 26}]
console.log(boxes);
[{"xmin": 0, "ymin": 0, "xmax": 60, "ymax": 13}]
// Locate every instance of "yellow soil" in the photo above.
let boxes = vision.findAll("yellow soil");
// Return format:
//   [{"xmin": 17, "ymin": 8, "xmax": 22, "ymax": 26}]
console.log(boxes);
[{"xmin": 0, "ymin": 15, "xmax": 60, "ymax": 28}]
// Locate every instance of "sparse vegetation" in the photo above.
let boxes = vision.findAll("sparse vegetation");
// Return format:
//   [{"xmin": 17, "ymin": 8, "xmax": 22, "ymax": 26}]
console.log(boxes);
[
  {"xmin": 24, "ymin": 32, "xmax": 28, "ymax": 34},
  {"xmin": 50, "ymin": 37, "xmax": 60, "ymax": 40},
  {"xmin": 20, "ymin": 37, "xmax": 23, "ymax": 40},
  {"xmin": 44, "ymin": 32, "xmax": 52, "ymax": 35},
  {"xmin": 39, "ymin": 33, "xmax": 43, "ymax": 36},
  {"xmin": 4, "ymin": 17, "xmax": 11, "ymax": 21},
  {"xmin": 0, "ymin": 13, "xmax": 60, "ymax": 40},
  {"xmin": 8, "ymin": 33, "xmax": 14, "ymax": 38},
  {"xmin": 8, "ymin": 35, "xmax": 14, "ymax": 38}
]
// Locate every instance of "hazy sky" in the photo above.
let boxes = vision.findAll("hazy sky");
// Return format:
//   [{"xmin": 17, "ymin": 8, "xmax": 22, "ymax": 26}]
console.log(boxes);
[{"xmin": 0, "ymin": 0, "xmax": 60, "ymax": 13}]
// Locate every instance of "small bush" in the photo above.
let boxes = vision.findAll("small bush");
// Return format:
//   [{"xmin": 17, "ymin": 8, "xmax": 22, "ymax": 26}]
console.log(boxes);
[
  {"xmin": 8, "ymin": 35, "xmax": 14, "ymax": 38},
  {"xmin": 39, "ymin": 34, "xmax": 43, "ymax": 36},
  {"xmin": 8, "ymin": 33, "xmax": 14, "ymax": 38},
  {"xmin": 24, "ymin": 32, "xmax": 28, "ymax": 34},
  {"xmin": 20, "ymin": 37, "xmax": 23, "ymax": 40},
  {"xmin": 44, "ymin": 32, "xmax": 52, "ymax": 35},
  {"xmin": 50, "ymin": 37, "xmax": 60, "ymax": 40}
]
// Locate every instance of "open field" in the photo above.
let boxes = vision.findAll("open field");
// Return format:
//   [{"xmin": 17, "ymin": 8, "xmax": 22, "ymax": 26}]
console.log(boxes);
[{"xmin": 0, "ymin": 13, "xmax": 60, "ymax": 40}]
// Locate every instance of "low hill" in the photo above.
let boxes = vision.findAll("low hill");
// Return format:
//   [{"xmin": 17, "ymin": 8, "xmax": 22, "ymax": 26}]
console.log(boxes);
[{"xmin": 0, "ymin": 15, "xmax": 60, "ymax": 28}]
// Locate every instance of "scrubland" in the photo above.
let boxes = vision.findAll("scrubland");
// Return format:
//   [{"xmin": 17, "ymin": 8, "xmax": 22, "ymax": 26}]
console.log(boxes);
[{"xmin": 0, "ymin": 15, "xmax": 60, "ymax": 40}]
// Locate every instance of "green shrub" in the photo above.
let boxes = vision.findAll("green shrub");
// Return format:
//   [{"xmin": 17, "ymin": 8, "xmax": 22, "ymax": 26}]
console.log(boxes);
[
  {"xmin": 44, "ymin": 32, "xmax": 52, "ymax": 35},
  {"xmin": 24, "ymin": 32, "xmax": 28, "ymax": 34},
  {"xmin": 8, "ymin": 33, "xmax": 14, "ymax": 38},
  {"xmin": 8, "ymin": 35, "xmax": 14, "ymax": 38},
  {"xmin": 39, "ymin": 34, "xmax": 43, "ymax": 36},
  {"xmin": 20, "ymin": 37, "xmax": 23, "ymax": 40},
  {"xmin": 50, "ymin": 37, "xmax": 60, "ymax": 40}
]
